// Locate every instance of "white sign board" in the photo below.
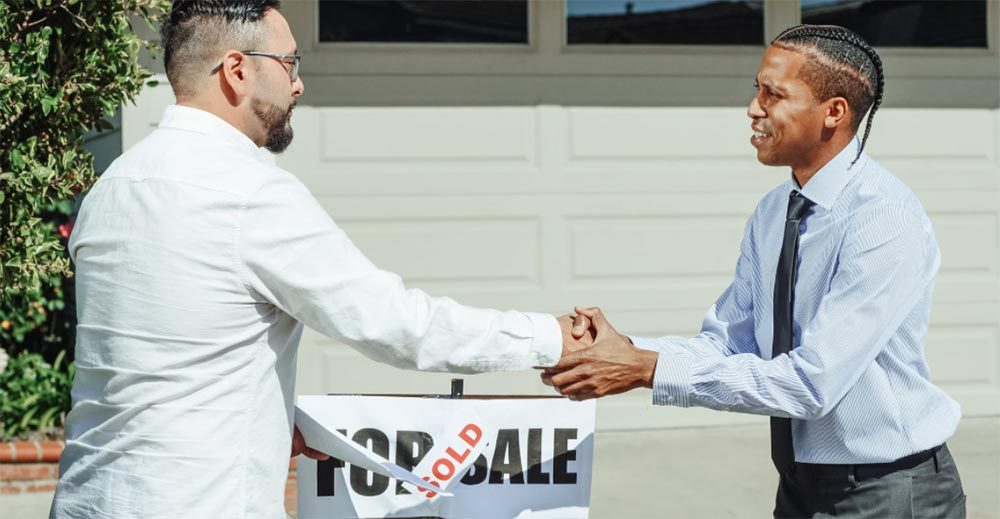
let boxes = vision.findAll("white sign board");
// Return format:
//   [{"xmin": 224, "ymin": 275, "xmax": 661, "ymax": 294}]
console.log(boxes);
[{"xmin": 297, "ymin": 395, "xmax": 595, "ymax": 519}]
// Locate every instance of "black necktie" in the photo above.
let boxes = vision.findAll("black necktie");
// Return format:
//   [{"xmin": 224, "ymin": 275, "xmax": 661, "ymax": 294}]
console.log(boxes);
[{"xmin": 770, "ymin": 191, "xmax": 814, "ymax": 473}]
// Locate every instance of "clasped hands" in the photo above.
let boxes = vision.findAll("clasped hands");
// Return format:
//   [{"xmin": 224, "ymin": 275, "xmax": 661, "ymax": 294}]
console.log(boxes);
[
  {"xmin": 546, "ymin": 307, "xmax": 659, "ymax": 400},
  {"xmin": 292, "ymin": 306, "xmax": 660, "ymax": 460}
]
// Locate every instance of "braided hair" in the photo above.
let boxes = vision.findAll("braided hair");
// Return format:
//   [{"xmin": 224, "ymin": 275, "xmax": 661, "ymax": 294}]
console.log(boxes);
[{"xmin": 772, "ymin": 24, "xmax": 884, "ymax": 164}]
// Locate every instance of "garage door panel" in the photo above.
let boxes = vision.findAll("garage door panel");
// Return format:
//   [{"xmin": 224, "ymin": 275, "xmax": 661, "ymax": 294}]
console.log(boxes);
[{"xmin": 338, "ymin": 218, "xmax": 541, "ymax": 285}]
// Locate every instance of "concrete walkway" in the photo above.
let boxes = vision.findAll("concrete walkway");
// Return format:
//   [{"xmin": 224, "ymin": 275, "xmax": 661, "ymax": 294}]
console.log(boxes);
[
  {"xmin": 5, "ymin": 417, "xmax": 997, "ymax": 518},
  {"xmin": 590, "ymin": 416, "xmax": 999, "ymax": 518}
]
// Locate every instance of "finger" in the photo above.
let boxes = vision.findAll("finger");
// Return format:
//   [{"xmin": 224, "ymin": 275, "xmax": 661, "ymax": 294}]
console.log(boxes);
[
  {"xmin": 575, "ymin": 306, "xmax": 613, "ymax": 338},
  {"xmin": 560, "ymin": 380, "xmax": 597, "ymax": 401},
  {"xmin": 550, "ymin": 365, "xmax": 589, "ymax": 389},
  {"xmin": 571, "ymin": 314, "xmax": 591, "ymax": 339},
  {"xmin": 574, "ymin": 306, "xmax": 606, "ymax": 327},
  {"xmin": 304, "ymin": 447, "xmax": 331, "ymax": 461},
  {"xmin": 541, "ymin": 367, "xmax": 565, "ymax": 383},
  {"xmin": 551, "ymin": 351, "xmax": 584, "ymax": 371},
  {"xmin": 291, "ymin": 426, "xmax": 305, "ymax": 457}
]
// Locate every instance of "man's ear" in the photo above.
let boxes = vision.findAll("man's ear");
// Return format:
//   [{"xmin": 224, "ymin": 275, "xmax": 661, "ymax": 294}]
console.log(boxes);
[
  {"xmin": 824, "ymin": 97, "xmax": 850, "ymax": 129},
  {"xmin": 220, "ymin": 50, "xmax": 252, "ymax": 100}
]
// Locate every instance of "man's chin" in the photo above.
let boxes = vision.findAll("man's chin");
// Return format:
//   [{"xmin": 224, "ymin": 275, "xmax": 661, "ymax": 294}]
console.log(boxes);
[
  {"xmin": 265, "ymin": 128, "xmax": 294, "ymax": 154},
  {"xmin": 756, "ymin": 151, "xmax": 782, "ymax": 167}
]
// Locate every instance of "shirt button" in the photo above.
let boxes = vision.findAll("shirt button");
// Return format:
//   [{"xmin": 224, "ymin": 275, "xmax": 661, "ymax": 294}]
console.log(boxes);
[{"xmin": 798, "ymin": 222, "xmax": 807, "ymax": 233}]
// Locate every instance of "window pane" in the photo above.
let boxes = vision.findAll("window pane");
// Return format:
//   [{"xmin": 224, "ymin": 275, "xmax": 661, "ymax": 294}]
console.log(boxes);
[
  {"xmin": 801, "ymin": 0, "xmax": 987, "ymax": 47},
  {"xmin": 566, "ymin": 0, "xmax": 764, "ymax": 45},
  {"xmin": 318, "ymin": 0, "xmax": 528, "ymax": 44}
]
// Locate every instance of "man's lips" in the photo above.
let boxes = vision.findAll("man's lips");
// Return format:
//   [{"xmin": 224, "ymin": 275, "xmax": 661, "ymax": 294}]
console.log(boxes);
[{"xmin": 750, "ymin": 127, "xmax": 771, "ymax": 147}]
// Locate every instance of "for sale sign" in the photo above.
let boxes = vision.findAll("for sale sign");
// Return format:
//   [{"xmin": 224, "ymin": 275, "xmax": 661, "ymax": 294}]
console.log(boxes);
[{"xmin": 296, "ymin": 395, "xmax": 595, "ymax": 519}]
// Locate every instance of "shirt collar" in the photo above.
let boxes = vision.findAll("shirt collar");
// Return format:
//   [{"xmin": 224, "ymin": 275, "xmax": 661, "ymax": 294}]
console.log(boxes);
[
  {"xmin": 158, "ymin": 105, "xmax": 275, "ymax": 164},
  {"xmin": 793, "ymin": 136, "xmax": 862, "ymax": 210}
]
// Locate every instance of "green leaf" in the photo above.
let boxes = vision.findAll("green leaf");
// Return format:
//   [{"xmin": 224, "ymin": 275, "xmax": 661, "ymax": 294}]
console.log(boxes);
[
  {"xmin": 19, "ymin": 407, "xmax": 37, "ymax": 430},
  {"xmin": 39, "ymin": 407, "xmax": 60, "ymax": 429},
  {"xmin": 40, "ymin": 95, "xmax": 57, "ymax": 115},
  {"xmin": 53, "ymin": 349, "xmax": 65, "ymax": 371},
  {"xmin": 9, "ymin": 149, "xmax": 24, "ymax": 169}
]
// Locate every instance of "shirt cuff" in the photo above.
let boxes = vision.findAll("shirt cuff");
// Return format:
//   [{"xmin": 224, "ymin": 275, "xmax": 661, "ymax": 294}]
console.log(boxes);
[
  {"xmin": 630, "ymin": 335, "xmax": 692, "ymax": 356},
  {"xmin": 631, "ymin": 335, "xmax": 664, "ymax": 353},
  {"xmin": 652, "ymin": 352, "xmax": 694, "ymax": 408},
  {"xmin": 525, "ymin": 312, "xmax": 562, "ymax": 368}
]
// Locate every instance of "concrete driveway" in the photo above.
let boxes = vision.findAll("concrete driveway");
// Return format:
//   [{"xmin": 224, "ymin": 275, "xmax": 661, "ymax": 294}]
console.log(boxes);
[{"xmin": 5, "ymin": 417, "xmax": 997, "ymax": 518}]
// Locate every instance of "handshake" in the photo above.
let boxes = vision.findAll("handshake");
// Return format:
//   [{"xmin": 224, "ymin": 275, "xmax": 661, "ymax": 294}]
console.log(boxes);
[
  {"xmin": 543, "ymin": 307, "xmax": 659, "ymax": 401},
  {"xmin": 292, "ymin": 305, "xmax": 658, "ymax": 462}
]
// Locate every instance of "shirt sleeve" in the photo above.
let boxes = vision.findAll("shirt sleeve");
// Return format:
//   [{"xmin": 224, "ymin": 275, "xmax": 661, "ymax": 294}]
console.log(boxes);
[
  {"xmin": 235, "ymin": 171, "xmax": 562, "ymax": 373},
  {"xmin": 650, "ymin": 204, "xmax": 935, "ymax": 418}
]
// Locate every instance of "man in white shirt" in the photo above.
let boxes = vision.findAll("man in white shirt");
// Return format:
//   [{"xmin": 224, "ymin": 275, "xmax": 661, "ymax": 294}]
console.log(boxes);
[{"xmin": 49, "ymin": 2, "xmax": 588, "ymax": 517}]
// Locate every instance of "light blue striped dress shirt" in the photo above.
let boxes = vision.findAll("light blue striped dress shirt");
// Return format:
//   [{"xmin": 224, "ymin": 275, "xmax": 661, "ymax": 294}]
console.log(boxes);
[{"xmin": 634, "ymin": 138, "xmax": 961, "ymax": 464}]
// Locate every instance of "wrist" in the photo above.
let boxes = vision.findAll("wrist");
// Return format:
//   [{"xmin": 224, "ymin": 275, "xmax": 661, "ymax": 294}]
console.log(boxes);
[{"xmin": 638, "ymin": 349, "xmax": 658, "ymax": 389}]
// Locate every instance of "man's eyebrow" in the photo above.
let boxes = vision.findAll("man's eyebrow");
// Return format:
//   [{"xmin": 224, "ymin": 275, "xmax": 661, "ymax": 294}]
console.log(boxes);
[{"xmin": 760, "ymin": 79, "xmax": 787, "ymax": 94}]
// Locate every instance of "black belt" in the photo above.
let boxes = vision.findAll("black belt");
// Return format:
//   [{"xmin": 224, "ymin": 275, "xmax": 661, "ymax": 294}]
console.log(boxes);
[{"xmin": 795, "ymin": 444, "xmax": 943, "ymax": 482}]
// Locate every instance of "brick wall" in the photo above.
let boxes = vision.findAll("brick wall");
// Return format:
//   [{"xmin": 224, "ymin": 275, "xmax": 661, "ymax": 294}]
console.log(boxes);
[
  {"xmin": 0, "ymin": 441, "xmax": 63, "ymax": 496},
  {"xmin": 286, "ymin": 458, "xmax": 298, "ymax": 516}
]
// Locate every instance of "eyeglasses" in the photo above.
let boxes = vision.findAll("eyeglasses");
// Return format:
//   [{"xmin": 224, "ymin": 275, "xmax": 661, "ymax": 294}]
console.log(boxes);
[{"xmin": 210, "ymin": 51, "xmax": 301, "ymax": 82}]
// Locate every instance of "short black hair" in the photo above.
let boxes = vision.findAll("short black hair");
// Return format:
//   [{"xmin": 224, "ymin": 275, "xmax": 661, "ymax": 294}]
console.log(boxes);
[
  {"xmin": 160, "ymin": 0, "xmax": 282, "ymax": 99},
  {"xmin": 772, "ymin": 24, "xmax": 884, "ymax": 164}
]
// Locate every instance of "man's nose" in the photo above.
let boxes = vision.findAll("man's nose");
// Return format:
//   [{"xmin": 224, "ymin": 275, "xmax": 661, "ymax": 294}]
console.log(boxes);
[
  {"xmin": 748, "ymin": 93, "xmax": 764, "ymax": 119},
  {"xmin": 293, "ymin": 75, "xmax": 305, "ymax": 97}
]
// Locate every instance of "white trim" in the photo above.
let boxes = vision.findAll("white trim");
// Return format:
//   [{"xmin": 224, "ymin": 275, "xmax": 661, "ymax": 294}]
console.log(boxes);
[{"xmin": 280, "ymin": 0, "xmax": 998, "ymax": 108}]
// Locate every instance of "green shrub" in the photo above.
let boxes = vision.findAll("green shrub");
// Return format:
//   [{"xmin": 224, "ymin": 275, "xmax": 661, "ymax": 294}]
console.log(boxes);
[
  {"xmin": 0, "ymin": 0, "xmax": 168, "ymax": 350},
  {"xmin": 0, "ymin": 350, "xmax": 74, "ymax": 440}
]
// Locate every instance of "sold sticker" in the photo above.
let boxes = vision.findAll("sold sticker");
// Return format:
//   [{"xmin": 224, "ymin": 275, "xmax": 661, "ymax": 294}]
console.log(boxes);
[{"xmin": 409, "ymin": 421, "xmax": 489, "ymax": 499}]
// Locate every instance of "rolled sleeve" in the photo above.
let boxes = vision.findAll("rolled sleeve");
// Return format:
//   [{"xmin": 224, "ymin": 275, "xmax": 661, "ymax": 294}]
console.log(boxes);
[{"xmin": 526, "ymin": 312, "xmax": 562, "ymax": 367}]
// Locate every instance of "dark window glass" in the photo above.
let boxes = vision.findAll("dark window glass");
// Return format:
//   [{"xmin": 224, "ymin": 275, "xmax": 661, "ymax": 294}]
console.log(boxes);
[
  {"xmin": 801, "ymin": 0, "xmax": 987, "ymax": 47},
  {"xmin": 566, "ymin": 0, "xmax": 764, "ymax": 45},
  {"xmin": 318, "ymin": 0, "xmax": 528, "ymax": 44}
]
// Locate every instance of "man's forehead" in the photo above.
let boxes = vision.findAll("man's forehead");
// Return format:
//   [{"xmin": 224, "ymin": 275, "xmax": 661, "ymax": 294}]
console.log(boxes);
[
  {"xmin": 757, "ymin": 46, "xmax": 806, "ymax": 83},
  {"xmin": 263, "ymin": 8, "xmax": 297, "ymax": 52}
]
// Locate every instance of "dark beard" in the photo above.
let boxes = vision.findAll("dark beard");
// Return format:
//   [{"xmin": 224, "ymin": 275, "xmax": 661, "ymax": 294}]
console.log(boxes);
[{"xmin": 251, "ymin": 98, "xmax": 294, "ymax": 153}]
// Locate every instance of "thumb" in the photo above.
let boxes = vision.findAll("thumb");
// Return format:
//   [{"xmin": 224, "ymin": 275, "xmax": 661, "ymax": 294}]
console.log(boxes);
[
  {"xmin": 575, "ymin": 306, "xmax": 612, "ymax": 338},
  {"xmin": 291, "ymin": 426, "xmax": 305, "ymax": 457},
  {"xmin": 304, "ymin": 447, "xmax": 331, "ymax": 461},
  {"xmin": 571, "ymin": 313, "xmax": 590, "ymax": 338}
]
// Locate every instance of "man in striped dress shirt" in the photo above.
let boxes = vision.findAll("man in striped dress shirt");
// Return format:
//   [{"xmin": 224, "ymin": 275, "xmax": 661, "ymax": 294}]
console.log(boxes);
[{"xmin": 546, "ymin": 25, "xmax": 966, "ymax": 518}]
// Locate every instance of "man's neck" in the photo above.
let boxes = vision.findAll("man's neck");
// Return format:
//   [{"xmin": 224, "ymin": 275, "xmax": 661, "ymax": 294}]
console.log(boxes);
[
  {"xmin": 791, "ymin": 136, "xmax": 855, "ymax": 188},
  {"xmin": 177, "ymin": 99, "xmax": 261, "ymax": 147}
]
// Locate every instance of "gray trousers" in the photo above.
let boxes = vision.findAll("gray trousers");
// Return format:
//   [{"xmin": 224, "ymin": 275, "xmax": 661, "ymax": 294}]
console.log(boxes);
[{"xmin": 774, "ymin": 445, "xmax": 966, "ymax": 518}]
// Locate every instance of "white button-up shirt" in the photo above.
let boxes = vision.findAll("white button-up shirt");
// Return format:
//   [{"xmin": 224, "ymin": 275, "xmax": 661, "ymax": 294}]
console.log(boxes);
[{"xmin": 51, "ymin": 105, "xmax": 561, "ymax": 519}]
